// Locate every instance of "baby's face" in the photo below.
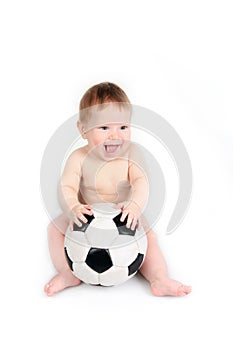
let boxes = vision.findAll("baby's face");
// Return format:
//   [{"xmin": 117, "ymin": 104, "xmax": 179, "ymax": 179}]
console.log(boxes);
[{"xmin": 82, "ymin": 103, "xmax": 131, "ymax": 159}]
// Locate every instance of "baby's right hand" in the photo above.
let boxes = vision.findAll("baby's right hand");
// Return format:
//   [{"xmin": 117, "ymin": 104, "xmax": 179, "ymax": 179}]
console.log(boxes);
[{"xmin": 68, "ymin": 204, "xmax": 93, "ymax": 229}]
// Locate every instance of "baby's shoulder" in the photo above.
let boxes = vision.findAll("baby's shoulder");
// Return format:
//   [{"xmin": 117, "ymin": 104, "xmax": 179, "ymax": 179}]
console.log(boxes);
[{"xmin": 66, "ymin": 146, "xmax": 88, "ymax": 164}]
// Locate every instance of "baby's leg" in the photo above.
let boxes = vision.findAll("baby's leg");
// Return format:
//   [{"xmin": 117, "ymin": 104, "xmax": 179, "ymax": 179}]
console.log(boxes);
[
  {"xmin": 140, "ymin": 230, "xmax": 191, "ymax": 296},
  {"xmin": 44, "ymin": 215, "xmax": 81, "ymax": 296}
]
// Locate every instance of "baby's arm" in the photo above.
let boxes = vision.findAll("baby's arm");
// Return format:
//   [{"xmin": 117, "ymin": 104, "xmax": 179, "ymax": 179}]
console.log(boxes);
[
  {"xmin": 128, "ymin": 160, "xmax": 149, "ymax": 211},
  {"xmin": 117, "ymin": 146, "xmax": 149, "ymax": 230},
  {"xmin": 59, "ymin": 149, "xmax": 92, "ymax": 227}
]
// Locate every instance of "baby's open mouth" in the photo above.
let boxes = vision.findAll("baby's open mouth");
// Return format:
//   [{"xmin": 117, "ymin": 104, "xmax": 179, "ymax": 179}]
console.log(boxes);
[
  {"xmin": 104, "ymin": 140, "xmax": 122, "ymax": 155},
  {"xmin": 104, "ymin": 144, "xmax": 121, "ymax": 154}
]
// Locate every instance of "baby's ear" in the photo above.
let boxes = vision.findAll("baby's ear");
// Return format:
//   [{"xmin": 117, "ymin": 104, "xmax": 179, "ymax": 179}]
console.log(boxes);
[{"xmin": 77, "ymin": 121, "xmax": 87, "ymax": 139}]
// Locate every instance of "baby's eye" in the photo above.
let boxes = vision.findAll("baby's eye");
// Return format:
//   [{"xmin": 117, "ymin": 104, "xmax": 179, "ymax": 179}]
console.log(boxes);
[
  {"xmin": 99, "ymin": 126, "xmax": 108, "ymax": 131},
  {"xmin": 120, "ymin": 125, "xmax": 128, "ymax": 130}
]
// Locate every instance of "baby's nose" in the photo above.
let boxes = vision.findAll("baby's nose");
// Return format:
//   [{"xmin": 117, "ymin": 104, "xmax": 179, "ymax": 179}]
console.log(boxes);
[{"xmin": 109, "ymin": 128, "xmax": 119, "ymax": 139}]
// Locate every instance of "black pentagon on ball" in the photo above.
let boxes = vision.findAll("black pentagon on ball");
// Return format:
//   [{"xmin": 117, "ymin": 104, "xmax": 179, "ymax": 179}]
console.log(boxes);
[
  {"xmin": 113, "ymin": 212, "xmax": 136, "ymax": 236},
  {"xmin": 85, "ymin": 248, "xmax": 113, "ymax": 273},
  {"xmin": 128, "ymin": 253, "xmax": 144, "ymax": 276},
  {"xmin": 73, "ymin": 214, "xmax": 95, "ymax": 232},
  {"xmin": 64, "ymin": 247, "xmax": 74, "ymax": 271}
]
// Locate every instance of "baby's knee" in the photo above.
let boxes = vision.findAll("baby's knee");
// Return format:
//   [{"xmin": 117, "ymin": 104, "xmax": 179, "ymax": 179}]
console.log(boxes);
[
  {"xmin": 47, "ymin": 215, "xmax": 69, "ymax": 235},
  {"xmin": 47, "ymin": 221, "xmax": 57, "ymax": 233},
  {"xmin": 146, "ymin": 229, "xmax": 158, "ymax": 242}
]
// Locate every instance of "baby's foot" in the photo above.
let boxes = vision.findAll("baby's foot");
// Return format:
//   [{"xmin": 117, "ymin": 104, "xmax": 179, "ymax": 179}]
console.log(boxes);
[
  {"xmin": 151, "ymin": 278, "xmax": 192, "ymax": 297},
  {"xmin": 44, "ymin": 271, "xmax": 81, "ymax": 296}
]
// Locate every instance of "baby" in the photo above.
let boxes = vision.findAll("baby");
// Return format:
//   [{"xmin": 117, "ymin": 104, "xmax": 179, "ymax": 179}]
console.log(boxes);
[{"xmin": 44, "ymin": 82, "xmax": 192, "ymax": 297}]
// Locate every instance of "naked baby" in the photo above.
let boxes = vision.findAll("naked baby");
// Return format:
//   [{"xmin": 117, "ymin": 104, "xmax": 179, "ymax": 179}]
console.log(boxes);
[{"xmin": 44, "ymin": 82, "xmax": 192, "ymax": 297}]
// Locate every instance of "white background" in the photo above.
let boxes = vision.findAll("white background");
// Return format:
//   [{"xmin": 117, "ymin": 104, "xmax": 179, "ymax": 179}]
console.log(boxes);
[{"xmin": 1, "ymin": 1, "xmax": 232, "ymax": 349}]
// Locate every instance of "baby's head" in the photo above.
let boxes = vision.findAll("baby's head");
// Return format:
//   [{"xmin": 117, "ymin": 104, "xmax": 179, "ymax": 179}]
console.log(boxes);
[
  {"xmin": 78, "ymin": 82, "xmax": 131, "ymax": 128},
  {"xmin": 78, "ymin": 82, "xmax": 132, "ymax": 158}
]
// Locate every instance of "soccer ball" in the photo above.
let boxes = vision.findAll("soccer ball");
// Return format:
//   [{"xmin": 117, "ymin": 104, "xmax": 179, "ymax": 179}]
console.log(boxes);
[{"xmin": 64, "ymin": 202, "xmax": 147, "ymax": 286}]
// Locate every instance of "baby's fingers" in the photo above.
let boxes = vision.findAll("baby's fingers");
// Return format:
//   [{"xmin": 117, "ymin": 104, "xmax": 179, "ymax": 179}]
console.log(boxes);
[
  {"xmin": 73, "ymin": 218, "xmax": 83, "ymax": 228},
  {"xmin": 83, "ymin": 204, "xmax": 93, "ymax": 211},
  {"xmin": 77, "ymin": 212, "xmax": 88, "ymax": 224},
  {"xmin": 81, "ymin": 207, "xmax": 93, "ymax": 216},
  {"xmin": 120, "ymin": 210, "xmax": 129, "ymax": 223},
  {"xmin": 131, "ymin": 218, "xmax": 138, "ymax": 231},
  {"xmin": 126, "ymin": 213, "xmax": 135, "ymax": 229}
]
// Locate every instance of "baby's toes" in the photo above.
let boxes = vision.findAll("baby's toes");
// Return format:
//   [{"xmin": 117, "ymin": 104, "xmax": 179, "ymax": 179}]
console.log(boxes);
[
  {"xmin": 44, "ymin": 283, "xmax": 54, "ymax": 297},
  {"xmin": 177, "ymin": 284, "xmax": 192, "ymax": 296},
  {"xmin": 44, "ymin": 283, "xmax": 49, "ymax": 293}
]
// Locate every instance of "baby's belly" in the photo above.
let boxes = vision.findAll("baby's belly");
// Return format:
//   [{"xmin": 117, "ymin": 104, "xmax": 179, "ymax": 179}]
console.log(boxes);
[{"xmin": 79, "ymin": 181, "xmax": 132, "ymax": 205}]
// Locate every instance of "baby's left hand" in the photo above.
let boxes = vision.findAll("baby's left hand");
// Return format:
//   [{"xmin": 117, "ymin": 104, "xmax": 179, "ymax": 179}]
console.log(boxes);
[{"xmin": 115, "ymin": 201, "xmax": 142, "ymax": 231}]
